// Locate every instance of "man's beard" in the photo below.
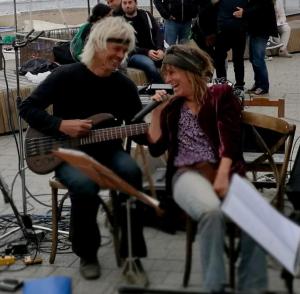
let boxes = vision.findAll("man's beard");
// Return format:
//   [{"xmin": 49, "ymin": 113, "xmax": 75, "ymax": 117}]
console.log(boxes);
[{"xmin": 125, "ymin": 8, "xmax": 136, "ymax": 16}]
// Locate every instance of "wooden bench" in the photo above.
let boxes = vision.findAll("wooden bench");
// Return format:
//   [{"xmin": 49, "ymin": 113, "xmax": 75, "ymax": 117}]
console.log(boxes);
[
  {"xmin": 0, "ymin": 86, "xmax": 35, "ymax": 134},
  {"xmin": 126, "ymin": 68, "xmax": 148, "ymax": 86},
  {"xmin": 287, "ymin": 20, "xmax": 300, "ymax": 53}
]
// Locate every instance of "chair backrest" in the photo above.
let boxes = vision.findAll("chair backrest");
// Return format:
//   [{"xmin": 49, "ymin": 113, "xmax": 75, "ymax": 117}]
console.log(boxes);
[
  {"xmin": 241, "ymin": 111, "xmax": 296, "ymax": 209},
  {"xmin": 243, "ymin": 97, "xmax": 285, "ymax": 118}
]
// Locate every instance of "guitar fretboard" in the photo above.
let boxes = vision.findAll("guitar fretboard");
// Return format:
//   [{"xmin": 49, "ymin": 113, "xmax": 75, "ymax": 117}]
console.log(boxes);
[
  {"xmin": 26, "ymin": 123, "xmax": 149, "ymax": 157},
  {"xmin": 80, "ymin": 123, "xmax": 149, "ymax": 144}
]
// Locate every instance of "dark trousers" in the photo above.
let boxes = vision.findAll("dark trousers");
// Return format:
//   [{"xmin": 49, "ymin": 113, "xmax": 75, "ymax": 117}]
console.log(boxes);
[
  {"xmin": 215, "ymin": 29, "xmax": 246, "ymax": 87},
  {"xmin": 56, "ymin": 148, "xmax": 147, "ymax": 260}
]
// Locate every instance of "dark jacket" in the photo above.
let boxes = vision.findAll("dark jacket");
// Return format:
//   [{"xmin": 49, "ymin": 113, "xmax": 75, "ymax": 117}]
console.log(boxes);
[
  {"xmin": 217, "ymin": 0, "xmax": 248, "ymax": 32},
  {"xmin": 154, "ymin": 0, "xmax": 197, "ymax": 23},
  {"xmin": 243, "ymin": 0, "xmax": 278, "ymax": 37},
  {"xmin": 148, "ymin": 84, "xmax": 245, "ymax": 196},
  {"xmin": 193, "ymin": 0, "xmax": 218, "ymax": 37},
  {"xmin": 125, "ymin": 9, "xmax": 163, "ymax": 56}
]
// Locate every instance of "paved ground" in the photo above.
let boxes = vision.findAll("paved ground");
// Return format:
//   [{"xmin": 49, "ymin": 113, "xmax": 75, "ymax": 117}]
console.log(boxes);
[{"xmin": 0, "ymin": 54, "xmax": 300, "ymax": 293}]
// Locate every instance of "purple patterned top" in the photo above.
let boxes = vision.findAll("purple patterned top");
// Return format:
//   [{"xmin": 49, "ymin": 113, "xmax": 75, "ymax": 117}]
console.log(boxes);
[{"xmin": 174, "ymin": 104, "xmax": 217, "ymax": 167}]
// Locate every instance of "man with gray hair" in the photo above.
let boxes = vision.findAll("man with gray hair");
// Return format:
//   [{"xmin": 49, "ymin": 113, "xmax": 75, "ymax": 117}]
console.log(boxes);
[{"xmin": 19, "ymin": 17, "xmax": 148, "ymax": 281}]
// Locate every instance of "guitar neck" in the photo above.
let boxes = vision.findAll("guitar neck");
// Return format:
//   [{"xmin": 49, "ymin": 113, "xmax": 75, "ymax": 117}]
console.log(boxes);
[{"xmin": 79, "ymin": 122, "xmax": 149, "ymax": 146}]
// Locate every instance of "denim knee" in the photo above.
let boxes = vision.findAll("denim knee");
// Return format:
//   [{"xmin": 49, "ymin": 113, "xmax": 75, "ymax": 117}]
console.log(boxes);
[
  {"xmin": 69, "ymin": 177, "xmax": 99, "ymax": 196},
  {"xmin": 115, "ymin": 163, "xmax": 142, "ymax": 189},
  {"xmin": 199, "ymin": 208, "xmax": 224, "ymax": 225},
  {"xmin": 56, "ymin": 163, "xmax": 99, "ymax": 196}
]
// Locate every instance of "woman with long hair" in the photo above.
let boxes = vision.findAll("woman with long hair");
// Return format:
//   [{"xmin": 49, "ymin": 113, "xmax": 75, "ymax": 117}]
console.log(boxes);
[{"xmin": 147, "ymin": 44, "xmax": 268, "ymax": 292}]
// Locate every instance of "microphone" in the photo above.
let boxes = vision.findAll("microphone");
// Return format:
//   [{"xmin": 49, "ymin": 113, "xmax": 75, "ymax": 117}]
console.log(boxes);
[{"xmin": 131, "ymin": 99, "xmax": 164, "ymax": 123}]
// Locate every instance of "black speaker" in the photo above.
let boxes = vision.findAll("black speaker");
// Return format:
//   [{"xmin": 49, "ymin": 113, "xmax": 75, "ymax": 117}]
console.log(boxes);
[{"xmin": 286, "ymin": 145, "xmax": 300, "ymax": 210}]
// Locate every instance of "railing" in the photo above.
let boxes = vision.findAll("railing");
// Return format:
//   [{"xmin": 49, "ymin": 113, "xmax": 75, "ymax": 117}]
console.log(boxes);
[{"xmin": 16, "ymin": 27, "xmax": 79, "ymax": 65}]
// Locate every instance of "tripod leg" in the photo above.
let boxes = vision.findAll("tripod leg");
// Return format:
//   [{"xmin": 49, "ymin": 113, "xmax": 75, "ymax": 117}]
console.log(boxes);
[
  {"xmin": 121, "ymin": 199, "xmax": 148, "ymax": 286},
  {"xmin": 49, "ymin": 186, "xmax": 59, "ymax": 264}
]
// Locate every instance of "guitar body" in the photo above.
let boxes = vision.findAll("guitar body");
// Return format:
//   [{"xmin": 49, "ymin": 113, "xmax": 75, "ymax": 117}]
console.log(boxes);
[{"xmin": 25, "ymin": 127, "xmax": 64, "ymax": 174}]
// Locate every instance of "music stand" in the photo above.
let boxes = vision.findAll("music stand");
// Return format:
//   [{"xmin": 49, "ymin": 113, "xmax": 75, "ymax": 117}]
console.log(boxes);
[{"xmin": 53, "ymin": 148, "xmax": 162, "ymax": 286}]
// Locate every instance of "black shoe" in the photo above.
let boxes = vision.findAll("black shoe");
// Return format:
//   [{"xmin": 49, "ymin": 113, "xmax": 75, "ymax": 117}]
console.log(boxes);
[
  {"xmin": 233, "ymin": 87, "xmax": 245, "ymax": 100},
  {"xmin": 80, "ymin": 258, "xmax": 101, "ymax": 280},
  {"xmin": 234, "ymin": 84, "xmax": 244, "ymax": 91}
]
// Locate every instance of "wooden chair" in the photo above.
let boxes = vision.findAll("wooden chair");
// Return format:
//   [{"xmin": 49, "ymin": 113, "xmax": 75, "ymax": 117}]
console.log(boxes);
[
  {"xmin": 182, "ymin": 111, "xmax": 296, "ymax": 289},
  {"xmin": 243, "ymin": 97, "xmax": 285, "ymax": 118},
  {"xmin": 242, "ymin": 111, "xmax": 296, "ymax": 210},
  {"xmin": 48, "ymin": 178, "xmax": 121, "ymax": 265}
]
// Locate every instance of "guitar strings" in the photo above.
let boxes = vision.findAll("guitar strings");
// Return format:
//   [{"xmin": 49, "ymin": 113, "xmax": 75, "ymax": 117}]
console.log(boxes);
[{"xmin": 25, "ymin": 123, "xmax": 149, "ymax": 156}]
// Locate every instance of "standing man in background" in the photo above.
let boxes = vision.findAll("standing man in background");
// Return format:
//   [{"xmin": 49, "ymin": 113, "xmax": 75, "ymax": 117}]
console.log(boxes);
[
  {"xmin": 122, "ymin": 0, "xmax": 164, "ymax": 83},
  {"xmin": 214, "ymin": 0, "xmax": 248, "ymax": 91},
  {"xmin": 154, "ymin": 0, "xmax": 197, "ymax": 46},
  {"xmin": 234, "ymin": 0, "xmax": 278, "ymax": 95}
]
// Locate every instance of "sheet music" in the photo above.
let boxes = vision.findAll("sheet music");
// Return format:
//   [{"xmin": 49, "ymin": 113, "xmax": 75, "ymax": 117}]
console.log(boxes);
[{"xmin": 222, "ymin": 174, "xmax": 300, "ymax": 275}]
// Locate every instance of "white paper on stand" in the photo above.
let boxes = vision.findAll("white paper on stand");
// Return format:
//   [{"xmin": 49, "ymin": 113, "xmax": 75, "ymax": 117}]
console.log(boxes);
[{"xmin": 221, "ymin": 174, "xmax": 300, "ymax": 275}]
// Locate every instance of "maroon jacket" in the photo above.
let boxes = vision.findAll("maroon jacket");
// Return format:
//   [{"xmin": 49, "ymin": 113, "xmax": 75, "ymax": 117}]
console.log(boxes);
[{"xmin": 148, "ymin": 84, "xmax": 246, "ymax": 196}]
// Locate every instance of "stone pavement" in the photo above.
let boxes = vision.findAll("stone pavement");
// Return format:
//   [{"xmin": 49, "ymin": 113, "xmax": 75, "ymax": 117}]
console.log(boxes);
[{"xmin": 0, "ymin": 54, "xmax": 300, "ymax": 294}]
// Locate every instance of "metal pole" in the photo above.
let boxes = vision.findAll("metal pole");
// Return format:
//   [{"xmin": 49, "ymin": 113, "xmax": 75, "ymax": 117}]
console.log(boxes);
[
  {"xmin": 150, "ymin": 0, "xmax": 153, "ymax": 15},
  {"xmin": 0, "ymin": 40, "xmax": 2, "ymax": 71},
  {"xmin": 13, "ymin": 0, "xmax": 18, "ymax": 32},
  {"xmin": 87, "ymin": 0, "xmax": 91, "ymax": 17},
  {"xmin": 14, "ymin": 45, "xmax": 27, "ymax": 215}
]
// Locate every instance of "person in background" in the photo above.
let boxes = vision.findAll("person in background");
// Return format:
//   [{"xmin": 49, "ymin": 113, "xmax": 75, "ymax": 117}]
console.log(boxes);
[
  {"xmin": 191, "ymin": 0, "xmax": 218, "ymax": 60},
  {"xmin": 214, "ymin": 0, "xmax": 248, "ymax": 91},
  {"xmin": 154, "ymin": 0, "xmax": 197, "ymax": 46},
  {"xmin": 19, "ymin": 17, "xmax": 148, "ymax": 282},
  {"xmin": 147, "ymin": 44, "xmax": 268, "ymax": 292},
  {"xmin": 70, "ymin": 3, "xmax": 112, "ymax": 61},
  {"xmin": 122, "ymin": 0, "xmax": 164, "ymax": 83},
  {"xmin": 107, "ymin": 0, "xmax": 124, "ymax": 16},
  {"xmin": 274, "ymin": 0, "xmax": 292, "ymax": 57},
  {"xmin": 234, "ymin": 0, "xmax": 278, "ymax": 95}
]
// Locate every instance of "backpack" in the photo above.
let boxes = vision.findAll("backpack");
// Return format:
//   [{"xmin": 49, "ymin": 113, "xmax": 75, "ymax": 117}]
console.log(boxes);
[{"xmin": 52, "ymin": 41, "xmax": 75, "ymax": 65}]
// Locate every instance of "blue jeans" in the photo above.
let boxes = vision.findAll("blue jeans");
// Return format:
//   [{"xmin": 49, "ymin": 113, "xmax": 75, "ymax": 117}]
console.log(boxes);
[
  {"xmin": 249, "ymin": 35, "xmax": 269, "ymax": 92},
  {"xmin": 164, "ymin": 19, "xmax": 192, "ymax": 46},
  {"xmin": 56, "ymin": 148, "xmax": 146, "ymax": 259},
  {"xmin": 128, "ymin": 54, "xmax": 163, "ymax": 83},
  {"xmin": 173, "ymin": 171, "xmax": 268, "ymax": 292}
]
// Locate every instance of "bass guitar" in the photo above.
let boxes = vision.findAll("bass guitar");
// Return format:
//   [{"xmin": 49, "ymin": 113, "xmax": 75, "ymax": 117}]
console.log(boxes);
[{"xmin": 24, "ymin": 113, "xmax": 149, "ymax": 174}]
